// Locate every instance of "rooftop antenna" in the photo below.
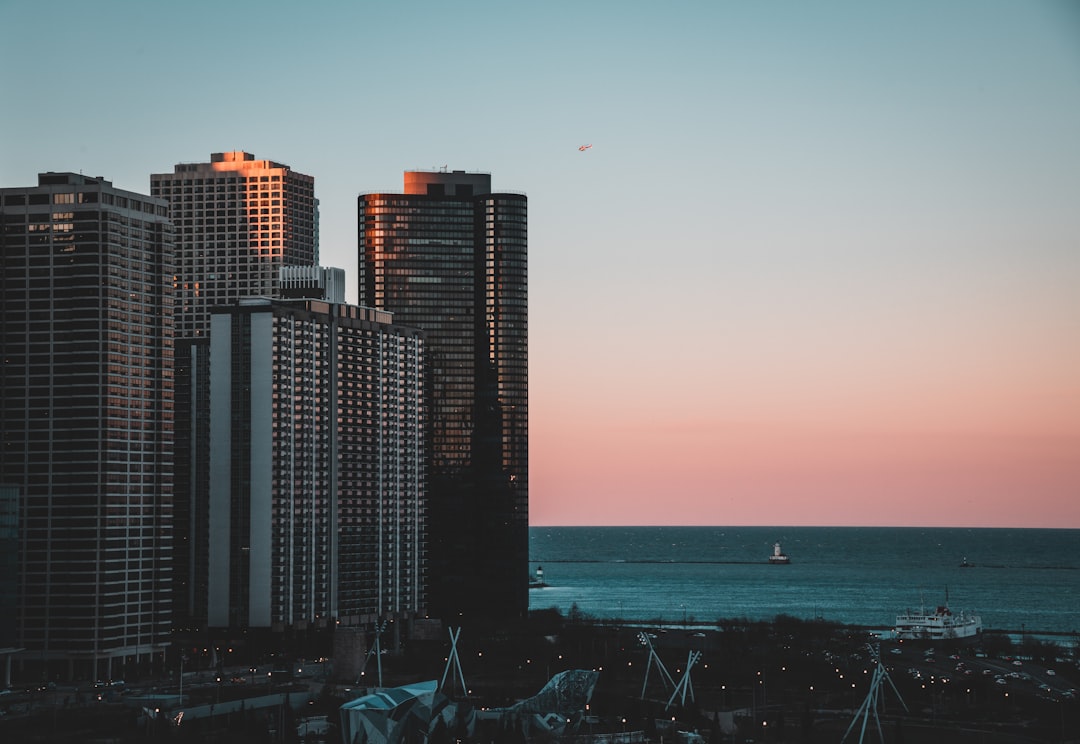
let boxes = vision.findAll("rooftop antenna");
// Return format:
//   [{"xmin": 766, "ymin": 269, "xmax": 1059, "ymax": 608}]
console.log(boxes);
[
  {"xmin": 439, "ymin": 626, "xmax": 468, "ymax": 697},
  {"xmin": 638, "ymin": 632, "xmax": 676, "ymax": 700},
  {"xmin": 842, "ymin": 644, "xmax": 909, "ymax": 744},
  {"xmin": 357, "ymin": 619, "xmax": 388, "ymax": 687},
  {"xmin": 665, "ymin": 650, "xmax": 702, "ymax": 711}
]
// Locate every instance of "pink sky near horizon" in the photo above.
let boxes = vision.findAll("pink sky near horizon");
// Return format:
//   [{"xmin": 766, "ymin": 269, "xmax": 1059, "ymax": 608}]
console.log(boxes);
[
  {"xmin": 529, "ymin": 415, "xmax": 1080, "ymax": 528},
  {"xmin": 528, "ymin": 261, "xmax": 1080, "ymax": 528}
]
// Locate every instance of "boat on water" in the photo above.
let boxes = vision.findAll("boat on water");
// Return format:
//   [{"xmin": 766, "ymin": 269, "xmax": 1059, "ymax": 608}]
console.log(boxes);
[
  {"xmin": 768, "ymin": 542, "xmax": 790, "ymax": 564},
  {"xmin": 895, "ymin": 593, "xmax": 981, "ymax": 641}
]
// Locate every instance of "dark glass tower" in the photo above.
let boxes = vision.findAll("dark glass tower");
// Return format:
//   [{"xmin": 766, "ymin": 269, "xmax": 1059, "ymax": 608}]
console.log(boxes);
[
  {"xmin": 0, "ymin": 173, "xmax": 174, "ymax": 680},
  {"xmin": 358, "ymin": 170, "xmax": 528, "ymax": 621}
]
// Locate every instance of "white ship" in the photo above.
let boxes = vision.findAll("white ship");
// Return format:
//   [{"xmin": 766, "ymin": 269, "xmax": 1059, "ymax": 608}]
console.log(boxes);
[
  {"xmin": 768, "ymin": 542, "xmax": 790, "ymax": 564},
  {"xmin": 895, "ymin": 593, "xmax": 981, "ymax": 641}
]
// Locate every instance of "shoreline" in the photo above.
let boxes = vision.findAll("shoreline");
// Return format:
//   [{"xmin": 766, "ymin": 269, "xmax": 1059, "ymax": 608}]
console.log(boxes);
[{"xmin": 538, "ymin": 613, "xmax": 1080, "ymax": 645}]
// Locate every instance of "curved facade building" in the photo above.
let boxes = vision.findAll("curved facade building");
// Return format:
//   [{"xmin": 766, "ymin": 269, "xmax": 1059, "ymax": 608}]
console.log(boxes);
[{"xmin": 358, "ymin": 170, "xmax": 527, "ymax": 621}]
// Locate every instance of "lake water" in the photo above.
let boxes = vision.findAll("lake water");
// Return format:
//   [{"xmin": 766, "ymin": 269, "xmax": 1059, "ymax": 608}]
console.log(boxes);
[{"xmin": 528, "ymin": 526, "xmax": 1080, "ymax": 636}]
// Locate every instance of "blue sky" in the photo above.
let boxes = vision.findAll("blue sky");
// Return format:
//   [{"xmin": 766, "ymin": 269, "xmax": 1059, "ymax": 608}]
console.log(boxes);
[{"xmin": 4, "ymin": 0, "xmax": 1079, "ymax": 526}]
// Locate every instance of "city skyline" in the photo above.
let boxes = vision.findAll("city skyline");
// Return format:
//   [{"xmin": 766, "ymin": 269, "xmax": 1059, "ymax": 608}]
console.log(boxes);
[{"xmin": 3, "ymin": 1, "xmax": 1078, "ymax": 528}]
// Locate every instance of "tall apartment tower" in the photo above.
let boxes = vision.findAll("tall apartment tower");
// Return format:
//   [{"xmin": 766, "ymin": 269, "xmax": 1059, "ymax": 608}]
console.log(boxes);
[
  {"xmin": 358, "ymin": 170, "xmax": 528, "ymax": 621},
  {"xmin": 206, "ymin": 299, "xmax": 426, "ymax": 630},
  {"xmin": 0, "ymin": 174, "xmax": 174, "ymax": 680},
  {"xmin": 151, "ymin": 152, "xmax": 318, "ymax": 630},
  {"xmin": 151, "ymin": 151, "xmax": 318, "ymax": 335}
]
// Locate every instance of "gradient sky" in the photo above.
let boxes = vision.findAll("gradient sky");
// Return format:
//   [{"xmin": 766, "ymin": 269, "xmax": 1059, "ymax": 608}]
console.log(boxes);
[{"xmin": 3, "ymin": 1, "xmax": 1079, "ymax": 528}]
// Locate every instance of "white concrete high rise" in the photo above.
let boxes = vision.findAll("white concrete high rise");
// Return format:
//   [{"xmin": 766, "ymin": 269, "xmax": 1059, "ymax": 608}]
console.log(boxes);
[{"xmin": 206, "ymin": 299, "xmax": 426, "ymax": 631}]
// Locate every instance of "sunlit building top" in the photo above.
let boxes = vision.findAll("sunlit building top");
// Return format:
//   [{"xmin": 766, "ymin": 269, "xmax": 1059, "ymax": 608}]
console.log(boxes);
[{"xmin": 151, "ymin": 151, "xmax": 319, "ymax": 337}]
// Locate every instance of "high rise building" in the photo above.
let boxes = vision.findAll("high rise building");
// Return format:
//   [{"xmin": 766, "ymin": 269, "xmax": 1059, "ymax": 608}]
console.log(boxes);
[
  {"xmin": 0, "ymin": 173, "xmax": 174, "ymax": 680},
  {"xmin": 358, "ymin": 170, "xmax": 528, "ymax": 621},
  {"xmin": 151, "ymin": 151, "xmax": 319, "ymax": 629},
  {"xmin": 151, "ymin": 151, "xmax": 319, "ymax": 336},
  {"xmin": 206, "ymin": 299, "xmax": 426, "ymax": 630}
]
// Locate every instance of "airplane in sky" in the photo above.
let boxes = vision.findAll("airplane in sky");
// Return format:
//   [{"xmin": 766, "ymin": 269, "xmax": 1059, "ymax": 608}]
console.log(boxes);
[{"xmin": 578, "ymin": 144, "xmax": 592, "ymax": 152}]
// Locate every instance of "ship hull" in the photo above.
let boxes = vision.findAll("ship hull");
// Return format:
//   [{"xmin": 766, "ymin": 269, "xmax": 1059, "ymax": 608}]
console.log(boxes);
[{"xmin": 895, "ymin": 607, "xmax": 982, "ymax": 642}]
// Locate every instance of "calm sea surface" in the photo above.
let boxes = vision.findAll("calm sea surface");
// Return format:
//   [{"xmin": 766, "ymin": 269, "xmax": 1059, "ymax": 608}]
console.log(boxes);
[{"xmin": 528, "ymin": 527, "xmax": 1080, "ymax": 636}]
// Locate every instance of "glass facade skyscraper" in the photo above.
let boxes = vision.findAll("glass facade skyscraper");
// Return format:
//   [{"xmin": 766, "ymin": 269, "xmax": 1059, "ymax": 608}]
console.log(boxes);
[{"xmin": 358, "ymin": 170, "xmax": 527, "ymax": 621}]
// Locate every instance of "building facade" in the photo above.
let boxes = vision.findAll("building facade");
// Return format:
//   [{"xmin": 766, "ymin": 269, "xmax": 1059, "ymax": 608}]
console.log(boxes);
[
  {"xmin": 206, "ymin": 299, "xmax": 426, "ymax": 631},
  {"xmin": 150, "ymin": 151, "xmax": 319, "ymax": 336},
  {"xmin": 151, "ymin": 151, "xmax": 319, "ymax": 630},
  {"xmin": 280, "ymin": 265, "xmax": 346, "ymax": 302},
  {"xmin": 0, "ymin": 484, "xmax": 19, "ymax": 672},
  {"xmin": 0, "ymin": 174, "xmax": 174, "ymax": 679},
  {"xmin": 358, "ymin": 170, "xmax": 528, "ymax": 621}
]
